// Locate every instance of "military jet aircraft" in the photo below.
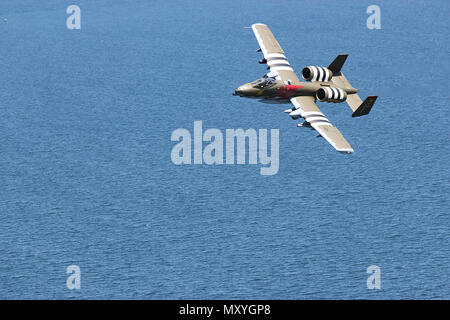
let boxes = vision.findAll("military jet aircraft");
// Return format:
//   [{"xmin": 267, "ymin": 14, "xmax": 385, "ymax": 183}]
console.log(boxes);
[{"xmin": 233, "ymin": 23, "xmax": 377, "ymax": 153}]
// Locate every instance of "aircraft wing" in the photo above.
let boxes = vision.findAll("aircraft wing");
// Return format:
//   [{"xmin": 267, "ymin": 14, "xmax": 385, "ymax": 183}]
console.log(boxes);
[
  {"xmin": 251, "ymin": 23, "xmax": 301, "ymax": 84},
  {"xmin": 289, "ymin": 96, "xmax": 354, "ymax": 153}
]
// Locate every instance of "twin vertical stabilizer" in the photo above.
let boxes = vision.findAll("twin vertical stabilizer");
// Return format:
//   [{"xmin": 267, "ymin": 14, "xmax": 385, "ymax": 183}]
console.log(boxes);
[{"xmin": 329, "ymin": 54, "xmax": 377, "ymax": 117}]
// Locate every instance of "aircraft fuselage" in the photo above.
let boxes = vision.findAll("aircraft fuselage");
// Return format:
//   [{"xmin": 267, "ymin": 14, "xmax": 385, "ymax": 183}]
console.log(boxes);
[{"xmin": 233, "ymin": 77, "xmax": 357, "ymax": 104}]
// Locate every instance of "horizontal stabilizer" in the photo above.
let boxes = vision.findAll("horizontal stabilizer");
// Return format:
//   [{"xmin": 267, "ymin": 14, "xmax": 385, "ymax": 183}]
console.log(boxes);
[{"xmin": 352, "ymin": 96, "xmax": 377, "ymax": 117}]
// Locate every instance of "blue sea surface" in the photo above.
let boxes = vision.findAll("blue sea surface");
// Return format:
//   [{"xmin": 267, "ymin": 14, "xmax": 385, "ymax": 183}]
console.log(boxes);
[{"xmin": 0, "ymin": 0, "xmax": 449, "ymax": 299}]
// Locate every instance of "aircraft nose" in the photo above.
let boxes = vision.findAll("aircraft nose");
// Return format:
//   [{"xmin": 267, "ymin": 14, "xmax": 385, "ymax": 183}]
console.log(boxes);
[
  {"xmin": 233, "ymin": 86, "xmax": 244, "ymax": 96},
  {"xmin": 233, "ymin": 84, "xmax": 250, "ymax": 96}
]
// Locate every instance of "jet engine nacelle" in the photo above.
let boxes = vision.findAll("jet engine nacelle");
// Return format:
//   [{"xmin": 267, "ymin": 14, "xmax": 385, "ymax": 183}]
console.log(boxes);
[
  {"xmin": 302, "ymin": 66, "xmax": 333, "ymax": 82},
  {"xmin": 316, "ymin": 87, "xmax": 347, "ymax": 103}
]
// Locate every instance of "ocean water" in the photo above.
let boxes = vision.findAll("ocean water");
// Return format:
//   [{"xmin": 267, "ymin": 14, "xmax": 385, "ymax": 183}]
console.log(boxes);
[{"xmin": 0, "ymin": 0, "xmax": 449, "ymax": 299}]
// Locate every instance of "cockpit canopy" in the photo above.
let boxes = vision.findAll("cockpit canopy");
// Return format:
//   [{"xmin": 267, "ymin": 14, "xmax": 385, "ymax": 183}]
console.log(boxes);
[{"xmin": 250, "ymin": 77, "xmax": 277, "ymax": 89}]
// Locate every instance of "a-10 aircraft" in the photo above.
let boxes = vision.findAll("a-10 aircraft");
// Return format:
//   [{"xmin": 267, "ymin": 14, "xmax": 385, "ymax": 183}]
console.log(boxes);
[{"xmin": 233, "ymin": 23, "xmax": 377, "ymax": 153}]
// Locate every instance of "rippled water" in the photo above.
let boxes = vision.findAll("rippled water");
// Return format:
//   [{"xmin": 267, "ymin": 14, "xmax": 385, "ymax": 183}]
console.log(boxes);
[{"xmin": 0, "ymin": 0, "xmax": 449, "ymax": 299}]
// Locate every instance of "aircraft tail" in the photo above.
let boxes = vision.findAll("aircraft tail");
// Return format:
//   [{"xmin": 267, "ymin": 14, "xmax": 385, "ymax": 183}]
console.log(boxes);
[
  {"xmin": 344, "ymin": 88, "xmax": 377, "ymax": 117},
  {"xmin": 329, "ymin": 56, "xmax": 377, "ymax": 117},
  {"xmin": 328, "ymin": 54, "xmax": 348, "ymax": 74},
  {"xmin": 351, "ymin": 96, "xmax": 378, "ymax": 117}
]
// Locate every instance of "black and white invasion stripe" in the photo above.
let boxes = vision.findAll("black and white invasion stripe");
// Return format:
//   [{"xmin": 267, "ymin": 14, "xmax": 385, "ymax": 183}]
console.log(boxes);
[
  {"xmin": 303, "ymin": 112, "xmax": 332, "ymax": 126},
  {"xmin": 266, "ymin": 53, "xmax": 294, "ymax": 72},
  {"xmin": 325, "ymin": 87, "xmax": 345, "ymax": 100},
  {"xmin": 290, "ymin": 99, "xmax": 332, "ymax": 127},
  {"xmin": 311, "ymin": 66, "xmax": 332, "ymax": 82}
]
